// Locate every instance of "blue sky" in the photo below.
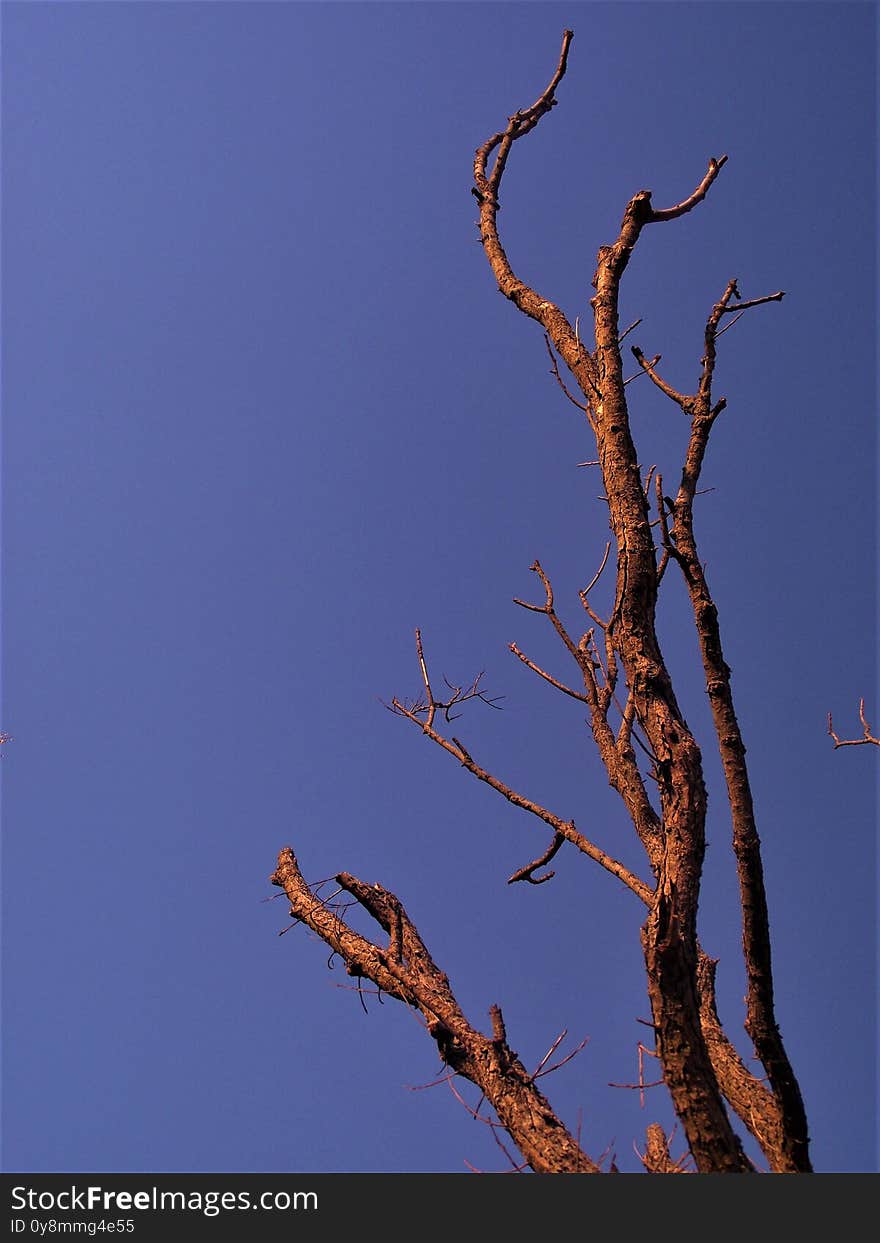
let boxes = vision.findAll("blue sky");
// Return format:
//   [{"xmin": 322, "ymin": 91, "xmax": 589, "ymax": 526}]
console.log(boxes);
[{"xmin": 1, "ymin": 1, "xmax": 876, "ymax": 1174}]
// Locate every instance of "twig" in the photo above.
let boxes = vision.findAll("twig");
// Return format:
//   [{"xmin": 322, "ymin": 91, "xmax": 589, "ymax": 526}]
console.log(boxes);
[
  {"xmin": 507, "ymin": 831, "xmax": 566, "ymax": 885},
  {"xmin": 391, "ymin": 648, "xmax": 652, "ymax": 904},
  {"xmin": 714, "ymin": 308, "xmax": 746, "ymax": 339},
  {"xmin": 583, "ymin": 541, "xmax": 612, "ymax": 598},
  {"xmin": 624, "ymin": 357, "xmax": 658, "ymax": 386},
  {"xmin": 533, "ymin": 1034, "xmax": 590, "ymax": 1080},
  {"xmin": 647, "ymin": 155, "xmax": 729, "ymax": 222},
  {"xmin": 544, "ymin": 334, "xmax": 595, "ymax": 428},
  {"xmin": 609, "ymin": 1042, "xmax": 662, "ymax": 1108},
  {"xmin": 509, "ymin": 643, "xmax": 590, "ymax": 704},
  {"xmin": 828, "ymin": 699, "xmax": 880, "ymax": 748},
  {"xmin": 617, "ymin": 317, "xmax": 642, "ymax": 346},
  {"xmin": 720, "ymin": 291, "xmax": 785, "ymax": 314},
  {"xmin": 630, "ymin": 347, "xmax": 691, "ymax": 410},
  {"xmin": 415, "ymin": 628, "xmax": 435, "ymax": 728},
  {"xmin": 514, "ymin": 560, "xmax": 593, "ymax": 674}
]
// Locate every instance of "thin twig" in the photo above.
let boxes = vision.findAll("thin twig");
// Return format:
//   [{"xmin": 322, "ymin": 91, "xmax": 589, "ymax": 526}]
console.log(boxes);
[
  {"xmin": 617, "ymin": 317, "xmax": 642, "ymax": 346},
  {"xmin": 647, "ymin": 155, "xmax": 729, "ymax": 222},
  {"xmin": 583, "ymin": 541, "xmax": 612, "ymax": 598},
  {"xmin": 544, "ymin": 334, "xmax": 595, "ymax": 427},
  {"xmin": 415, "ymin": 628, "xmax": 435, "ymax": 728},
  {"xmin": 533, "ymin": 1034, "xmax": 591, "ymax": 1080},
  {"xmin": 828, "ymin": 699, "xmax": 880, "ymax": 748},
  {"xmin": 509, "ymin": 643, "xmax": 590, "ymax": 703},
  {"xmin": 630, "ymin": 347, "xmax": 691, "ymax": 410},
  {"xmin": 507, "ymin": 831, "xmax": 566, "ymax": 885}
]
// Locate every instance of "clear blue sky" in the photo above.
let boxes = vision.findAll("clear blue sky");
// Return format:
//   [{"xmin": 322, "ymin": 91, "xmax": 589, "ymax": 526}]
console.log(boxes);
[{"xmin": 2, "ymin": 1, "xmax": 876, "ymax": 1174}]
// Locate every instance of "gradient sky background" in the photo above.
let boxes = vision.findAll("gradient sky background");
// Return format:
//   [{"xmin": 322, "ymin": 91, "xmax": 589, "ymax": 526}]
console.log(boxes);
[{"xmin": 2, "ymin": 1, "xmax": 876, "ymax": 1175}]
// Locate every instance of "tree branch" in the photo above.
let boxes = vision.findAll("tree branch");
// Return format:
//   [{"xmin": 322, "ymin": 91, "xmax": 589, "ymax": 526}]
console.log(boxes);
[
  {"xmin": 646, "ymin": 282, "xmax": 811, "ymax": 1171},
  {"xmin": 630, "ymin": 347, "xmax": 693, "ymax": 411},
  {"xmin": 696, "ymin": 953, "xmax": 792, "ymax": 1172},
  {"xmin": 473, "ymin": 30, "xmax": 598, "ymax": 402},
  {"xmin": 509, "ymin": 641, "xmax": 591, "ymax": 704},
  {"xmin": 828, "ymin": 699, "xmax": 880, "ymax": 747},
  {"xmin": 271, "ymin": 847, "xmax": 600, "ymax": 1172},
  {"xmin": 647, "ymin": 155, "xmax": 729, "ymax": 222},
  {"xmin": 507, "ymin": 832, "xmax": 566, "ymax": 886},
  {"xmin": 280, "ymin": 29, "xmax": 814, "ymax": 1175}
]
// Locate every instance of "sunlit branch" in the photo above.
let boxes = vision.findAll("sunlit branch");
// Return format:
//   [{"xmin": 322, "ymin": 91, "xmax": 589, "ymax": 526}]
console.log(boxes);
[
  {"xmin": 828, "ymin": 699, "xmax": 880, "ymax": 747},
  {"xmin": 647, "ymin": 155, "xmax": 728, "ymax": 222},
  {"xmin": 270, "ymin": 847, "xmax": 599, "ymax": 1173},
  {"xmin": 509, "ymin": 642, "xmax": 592, "ymax": 704},
  {"xmin": 389, "ymin": 636, "xmax": 652, "ymax": 904},
  {"xmin": 507, "ymin": 831, "xmax": 566, "ymax": 886}
]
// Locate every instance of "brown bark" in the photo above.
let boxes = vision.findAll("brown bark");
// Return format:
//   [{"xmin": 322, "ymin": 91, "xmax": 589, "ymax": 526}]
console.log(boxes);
[
  {"xmin": 632, "ymin": 284, "xmax": 811, "ymax": 1171},
  {"xmin": 271, "ymin": 847, "xmax": 600, "ymax": 1172},
  {"xmin": 272, "ymin": 29, "xmax": 813, "ymax": 1174}
]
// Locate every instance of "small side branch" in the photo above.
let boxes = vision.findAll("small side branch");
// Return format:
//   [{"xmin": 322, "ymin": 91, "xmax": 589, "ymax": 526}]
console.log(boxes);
[
  {"xmin": 653, "ymin": 474, "xmax": 683, "ymax": 581},
  {"xmin": 630, "ymin": 347, "xmax": 692, "ymax": 412},
  {"xmin": 647, "ymin": 155, "xmax": 729, "ymax": 222},
  {"xmin": 617, "ymin": 317, "xmax": 642, "ymax": 346},
  {"xmin": 583, "ymin": 540, "xmax": 612, "ymax": 599},
  {"xmin": 544, "ymin": 334, "xmax": 595, "ymax": 429},
  {"xmin": 828, "ymin": 699, "xmax": 880, "ymax": 748},
  {"xmin": 514, "ymin": 560, "xmax": 596, "ymax": 683},
  {"xmin": 388, "ymin": 630, "xmax": 504, "ymax": 724},
  {"xmin": 508, "ymin": 832, "xmax": 565, "ymax": 885},
  {"xmin": 698, "ymin": 280, "xmax": 784, "ymax": 406},
  {"xmin": 579, "ymin": 543, "xmax": 613, "ymax": 637},
  {"xmin": 416, "ymin": 628, "xmax": 435, "ymax": 728},
  {"xmin": 721, "ymin": 290, "xmax": 785, "ymax": 314},
  {"xmin": 473, "ymin": 30, "xmax": 598, "ymax": 401},
  {"xmin": 531, "ymin": 1030, "xmax": 590, "ymax": 1081},
  {"xmin": 509, "ymin": 642, "xmax": 591, "ymax": 704},
  {"xmin": 512, "ymin": 563, "xmax": 663, "ymax": 868},
  {"xmin": 389, "ymin": 634, "xmax": 652, "ymax": 905}
]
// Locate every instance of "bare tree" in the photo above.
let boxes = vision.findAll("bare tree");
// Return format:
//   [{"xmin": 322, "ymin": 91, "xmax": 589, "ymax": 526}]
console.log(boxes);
[{"xmin": 271, "ymin": 30, "xmax": 814, "ymax": 1173}]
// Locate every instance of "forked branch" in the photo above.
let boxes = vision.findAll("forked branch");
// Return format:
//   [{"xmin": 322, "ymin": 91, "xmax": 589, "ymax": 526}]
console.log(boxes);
[
  {"xmin": 389, "ymin": 630, "xmax": 653, "ymax": 905},
  {"xmin": 271, "ymin": 847, "xmax": 600, "ymax": 1173},
  {"xmin": 473, "ymin": 30, "xmax": 597, "ymax": 400},
  {"xmin": 828, "ymin": 699, "xmax": 880, "ymax": 748}
]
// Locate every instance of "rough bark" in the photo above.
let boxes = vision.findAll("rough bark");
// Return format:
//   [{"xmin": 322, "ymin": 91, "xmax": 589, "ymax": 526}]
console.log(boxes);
[
  {"xmin": 272, "ymin": 29, "xmax": 813, "ymax": 1174},
  {"xmin": 271, "ymin": 847, "xmax": 600, "ymax": 1172}
]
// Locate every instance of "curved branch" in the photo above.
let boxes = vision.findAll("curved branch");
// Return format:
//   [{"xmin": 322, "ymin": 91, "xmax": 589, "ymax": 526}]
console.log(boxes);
[
  {"xmin": 647, "ymin": 155, "xmax": 729, "ymax": 222},
  {"xmin": 271, "ymin": 848, "xmax": 600, "ymax": 1173},
  {"xmin": 630, "ymin": 347, "xmax": 693, "ymax": 411},
  {"xmin": 828, "ymin": 699, "xmax": 880, "ymax": 748},
  {"xmin": 509, "ymin": 641, "xmax": 591, "ymax": 704},
  {"xmin": 475, "ymin": 31, "xmax": 573, "ymax": 200},
  {"xmin": 392, "ymin": 679, "xmax": 653, "ymax": 902},
  {"xmin": 473, "ymin": 30, "xmax": 598, "ymax": 396},
  {"xmin": 424, "ymin": 720, "xmax": 652, "ymax": 905},
  {"xmin": 507, "ymin": 832, "xmax": 566, "ymax": 885}
]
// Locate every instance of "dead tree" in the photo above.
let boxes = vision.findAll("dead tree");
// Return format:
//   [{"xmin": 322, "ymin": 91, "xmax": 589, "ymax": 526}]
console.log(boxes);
[{"xmin": 271, "ymin": 30, "xmax": 812, "ymax": 1173}]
